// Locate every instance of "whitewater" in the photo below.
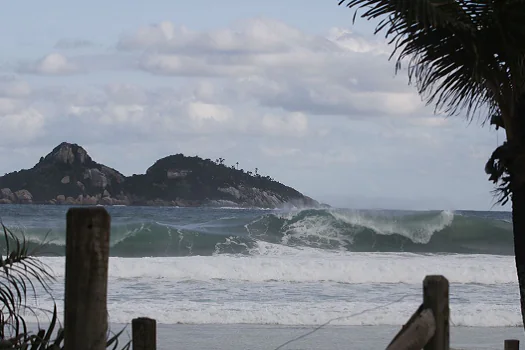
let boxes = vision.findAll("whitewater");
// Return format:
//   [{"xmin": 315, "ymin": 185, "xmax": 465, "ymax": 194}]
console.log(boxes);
[{"xmin": 0, "ymin": 204, "xmax": 522, "ymax": 348}]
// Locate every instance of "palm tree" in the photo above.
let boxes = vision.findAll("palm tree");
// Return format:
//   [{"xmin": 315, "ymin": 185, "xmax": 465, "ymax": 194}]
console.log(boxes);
[
  {"xmin": 0, "ymin": 223, "xmax": 128, "ymax": 349},
  {"xmin": 338, "ymin": 0, "xmax": 525, "ymax": 329}
]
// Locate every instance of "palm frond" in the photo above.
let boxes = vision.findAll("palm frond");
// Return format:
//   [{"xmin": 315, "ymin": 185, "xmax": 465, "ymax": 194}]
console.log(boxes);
[
  {"xmin": 0, "ymin": 224, "xmax": 130, "ymax": 349},
  {"xmin": 0, "ymin": 223, "xmax": 54, "ymax": 343},
  {"xmin": 337, "ymin": 0, "xmax": 522, "ymax": 121}
]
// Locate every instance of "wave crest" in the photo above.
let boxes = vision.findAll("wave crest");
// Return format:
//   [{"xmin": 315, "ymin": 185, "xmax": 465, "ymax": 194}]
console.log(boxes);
[{"xmin": 2, "ymin": 208, "xmax": 513, "ymax": 256}]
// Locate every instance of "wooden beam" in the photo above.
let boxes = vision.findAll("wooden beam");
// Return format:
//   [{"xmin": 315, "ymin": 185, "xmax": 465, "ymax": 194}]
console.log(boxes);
[
  {"xmin": 64, "ymin": 207, "xmax": 111, "ymax": 350},
  {"xmin": 423, "ymin": 275, "xmax": 449, "ymax": 350},
  {"xmin": 386, "ymin": 308, "xmax": 436, "ymax": 350},
  {"xmin": 387, "ymin": 303, "xmax": 425, "ymax": 347},
  {"xmin": 132, "ymin": 317, "xmax": 157, "ymax": 350},
  {"xmin": 505, "ymin": 339, "xmax": 520, "ymax": 350}
]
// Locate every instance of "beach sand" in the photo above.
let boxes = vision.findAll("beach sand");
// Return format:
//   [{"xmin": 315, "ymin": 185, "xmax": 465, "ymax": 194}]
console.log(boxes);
[{"xmin": 106, "ymin": 324, "xmax": 524, "ymax": 350}]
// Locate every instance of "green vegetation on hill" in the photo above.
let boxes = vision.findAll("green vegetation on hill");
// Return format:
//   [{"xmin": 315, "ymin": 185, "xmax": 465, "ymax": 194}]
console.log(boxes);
[{"xmin": 126, "ymin": 154, "xmax": 302, "ymax": 202}]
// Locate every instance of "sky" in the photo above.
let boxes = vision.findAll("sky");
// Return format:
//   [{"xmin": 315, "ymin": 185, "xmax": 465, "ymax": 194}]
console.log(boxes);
[{"xmin": 0, "ymin": 0, "xmax": 509, "ymax": 211}]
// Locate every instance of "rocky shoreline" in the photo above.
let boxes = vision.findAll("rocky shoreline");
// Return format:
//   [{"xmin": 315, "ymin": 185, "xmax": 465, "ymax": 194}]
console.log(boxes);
[{"xmin": 0, "ymin": 187, "xmax": 311, "ymax": 208}]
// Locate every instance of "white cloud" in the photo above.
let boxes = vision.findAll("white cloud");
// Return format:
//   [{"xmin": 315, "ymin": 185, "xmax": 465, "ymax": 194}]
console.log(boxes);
[
  {"xmin": 261, "ymin": 112, "xmax": 308, "ymax": 137},
  {"xmin": 0, "ymin": 108, "xmax": 44, "ymax": 145},
  {"xmin": 186, "ymin": 102, "xmax": 234, "ymax": 129},
  {"xmin": 0, "ymin": 77, "xmax": 31, "ymax": 97},
  {"xmin": 111, "ymin": 18, "xmax": 425, "ymax": 118},
  {"xmin": 117, "ymin": 18, "xmax": 315, "ymax": 54},
  {"xmin": 18, "ymin": 53, "xmax": 78, "ymax": 75}
]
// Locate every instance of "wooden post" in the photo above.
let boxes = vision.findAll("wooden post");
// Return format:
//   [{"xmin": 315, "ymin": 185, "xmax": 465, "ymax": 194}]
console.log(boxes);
[
  {"xmin": 423, "ymin": 275, "xmax": 449, "ymax": 350},
  {"xmin": 132, "ymin": 317, "xmax": 157, "ymax": 350},
  {"xmin": 386, "ymin": 308, "xmax": 436, "ymax": 350},
  {"xmin": 505, "ymin": 339, "xmax": 520, "ymax": 350},
  {"xmin": 64, "ymin": 207, "xmax": 111, "ymax": 350}
]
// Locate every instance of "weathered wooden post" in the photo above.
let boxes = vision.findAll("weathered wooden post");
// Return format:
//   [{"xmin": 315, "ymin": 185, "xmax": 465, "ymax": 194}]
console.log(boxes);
[
  {"xmin": 505, "ymin": 339, "xmax": 520, "ymax": 350},
  {"xmin": 132, "ymin": 317, "xmax": 157, "ymax": 350},
  {"xmin": 423, "ymin": 275, "xmax": 449, "ymax": 350},
  {"xmin": 64, "ymin": 207, "xmax": 111, "ymax": 350}
]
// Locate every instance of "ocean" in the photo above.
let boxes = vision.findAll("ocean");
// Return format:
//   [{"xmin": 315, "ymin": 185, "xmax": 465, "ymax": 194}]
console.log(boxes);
[{"xmin": 1, "ymin": 205, "xmax": 523, "ymax": 349}]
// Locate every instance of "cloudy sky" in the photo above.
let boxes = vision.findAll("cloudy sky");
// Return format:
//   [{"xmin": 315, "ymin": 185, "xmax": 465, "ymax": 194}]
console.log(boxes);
[{"xmin": 0, "ymin": 0, "xmax": 508, "ymax": 210}]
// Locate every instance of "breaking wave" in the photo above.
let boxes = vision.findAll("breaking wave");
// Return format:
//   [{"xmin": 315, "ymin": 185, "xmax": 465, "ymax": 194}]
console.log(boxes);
[{"xmin": 1, "ymin": 208, "xmax": 513, "ymax": 256}]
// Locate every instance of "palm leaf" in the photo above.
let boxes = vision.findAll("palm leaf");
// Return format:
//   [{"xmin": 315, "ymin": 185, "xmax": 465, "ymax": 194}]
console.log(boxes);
[
  {"xmin": 337, "ymin": 0, "xmax": 525, "ymax": 117},
  {"xmin": 0, "ymin": 223, "xmax": 130, "ymax": 349}
]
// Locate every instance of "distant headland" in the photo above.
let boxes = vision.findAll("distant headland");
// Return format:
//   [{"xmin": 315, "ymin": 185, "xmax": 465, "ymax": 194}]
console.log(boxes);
[{"xmin": 0, "ymin": 142, "xmax": 324, "ymax": 209}]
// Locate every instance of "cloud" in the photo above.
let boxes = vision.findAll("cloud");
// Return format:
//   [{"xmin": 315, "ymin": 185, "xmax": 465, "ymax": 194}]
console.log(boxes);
[
  {"xmin": 0, "ymin": 76, "xmax": 31, "ymax": 97},
  {"xmin": 54, "ymin": 38, "xmax": 95, "ymax": 50},
  {"xmin": 18, "ymin": 53, "xmax": 79, "ymax": 75},
  {"xmin": 12, "ymin": 18, "xmax": 427, "ymax": 118},
  {"xmin": 261, "ymin": 112, "xmax": 308, "ymax": 137},
  {"xmin": 112, "ymin": 18, "xmax": 425, "ymax": 118},
  {"xmin": 117, "ymin": 18, "xmax": 317, "ymax": 54},
  {"xmin": 0, "ymin": 107, "xmax": 45, "ymax": 145}
]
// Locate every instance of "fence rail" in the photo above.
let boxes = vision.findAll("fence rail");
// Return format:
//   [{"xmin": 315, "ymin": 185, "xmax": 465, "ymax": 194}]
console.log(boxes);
[{"xmin": 60, "ymin": 208, "xmax": 520, "ymax": 349}]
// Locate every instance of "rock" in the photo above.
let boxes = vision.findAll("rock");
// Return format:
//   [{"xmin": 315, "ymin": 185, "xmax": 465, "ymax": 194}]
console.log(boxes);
[
  {"xmin": 84, "ymin": 168, "xmax": 108, "ymax": 188},
  {"xmin": 206, "ymin": 199, "xmax": 239, "ymax": 207},
  {"xmin": 218, "ymin": 186, "xmax": 242, "ymax": 200},
  {"xmin": 76, "ymin": 181, "xmax": 85, "ymax": 191},
  {"xmin": 65, "ymin": 197, "xmax": 76, "ymax": 205},
  {"xmin": 82, "ymin": 195, "xmax": 98, "ymax": 205},
  {"xmin": 103, "ymin": 189, "xmax": 110, "ymax": 198},
  {"xmin": 56, "ymin": 195, "xmax": 65, "ymax": 203},
  {"xmin": 100, "ymin": 197, "xmax": 113, "ymax": 205},
  {"xmin": 0, "ymin": 198, "xmax": 12, "ymax": 204},
  {"xmin": 114, "ymin": 195, "xmax": 130, "ymax": 205},
  {"xmin": 167, "ymin": 169, "xmax": 191, "ymax": 179},
  {"xmin": 146, "ymin": 199, "xmax": 169, "ymax": 206},
  {"xmin": 14, "ymin": 190, "xmax": 33, "ymax": 204},
  {"xmin": 46, "ymin": 142, "xmax": 90, "ymax": 165},
  {"xmin": 0, "ymin": 188, "xmax": 15, "ymax": 202},
  {"xmin": 101, "ymin": 166, "xmax": 125, "ymax": 184},
  {"xmin": 61, "ymin": 176, "xmax": 70, "ymax": 184}
]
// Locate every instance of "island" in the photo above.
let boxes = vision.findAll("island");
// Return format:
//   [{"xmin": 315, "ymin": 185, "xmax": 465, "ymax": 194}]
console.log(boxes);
[{"xmin": 0, "ymin": 142, "xmax": 322, "ymax": 208}]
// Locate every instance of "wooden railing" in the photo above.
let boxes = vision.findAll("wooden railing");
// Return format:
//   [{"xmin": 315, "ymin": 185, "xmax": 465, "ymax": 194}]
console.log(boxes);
[
  {"xmin": 386, "ymin": 275, "xmax": 449, "ymax": 350},
  {"xmin": 386, "ymin": 275, "xmax": 521, "ymax": 350},
  {"xmin": 62, "ymin": 208, "xmax": 521, "ymax": 349}
]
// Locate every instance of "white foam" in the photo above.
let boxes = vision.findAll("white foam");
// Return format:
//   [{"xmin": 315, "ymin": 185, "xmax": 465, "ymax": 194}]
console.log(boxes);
[
  {"xmin": 23, "ymin": 252, "xmax": 521, "ymax": 328},
  {"xmin": 20, "ymin": 299, "xmax": 522, "ymax": 327},
  {"xmin": 271, "ymin": 209, "xmax": 455, "ymax": 247},
  {"xmin": 38, "ymin": 248, "xmax": 516, "ymax": 285},
  {"xmin": 331, "ymin": 210, "xmax": 455, "ymax": 244}
]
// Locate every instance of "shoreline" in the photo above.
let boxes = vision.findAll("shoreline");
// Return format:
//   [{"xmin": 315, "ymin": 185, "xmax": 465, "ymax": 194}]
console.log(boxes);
[
  {"xmin": 25, "ymin": 323, "xmax": 525, "ymax": 350},
  {"xmin": 0, "ymin": 201, "xmax": 330, "ymax": 210}
]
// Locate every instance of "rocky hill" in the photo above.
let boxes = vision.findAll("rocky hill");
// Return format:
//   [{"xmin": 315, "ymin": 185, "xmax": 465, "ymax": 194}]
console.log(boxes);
[{"xmin": 0, "ymin": 142, "xmax": 320, "ymax": 208}]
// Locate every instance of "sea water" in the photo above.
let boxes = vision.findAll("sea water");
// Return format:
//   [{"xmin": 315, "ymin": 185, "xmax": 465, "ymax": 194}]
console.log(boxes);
[{"xmin": 1, "ymin": 205, "xmax": 522, "ymax": 349}]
